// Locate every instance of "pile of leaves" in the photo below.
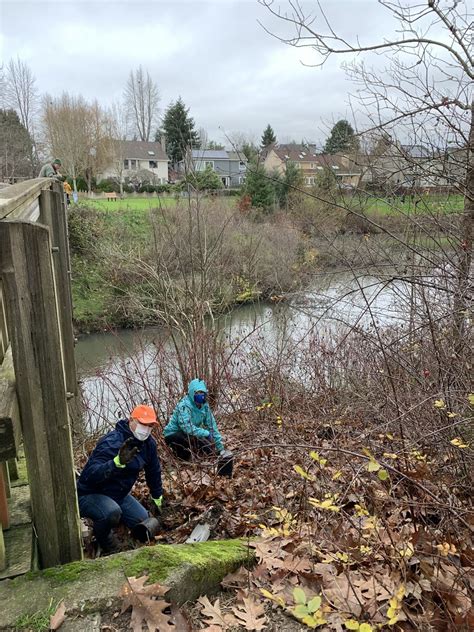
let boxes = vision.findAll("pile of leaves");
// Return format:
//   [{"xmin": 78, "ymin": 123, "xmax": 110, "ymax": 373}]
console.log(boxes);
[{"xmin": 75, "ymin": 379, "xmax": 473, "ymax": 630}]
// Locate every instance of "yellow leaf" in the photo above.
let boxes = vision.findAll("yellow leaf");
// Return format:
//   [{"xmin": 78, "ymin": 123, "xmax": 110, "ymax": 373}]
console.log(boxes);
[
  {"xmin": 367, "ymin": 459, "xmax": 381, "ymax": 472},
  {"xmin": 336, "ymin": 552, "xmax": 349, "ymax": 563},
  {"xmin": 344, "ymin": 620, "xmax": 360, "ymax": 630},
  {"xmin": 294, "ymin": 464, "xmax": 315, "ymax": 481},
  {"xmin": 447, "ymin": 411, "xmax": 458, "ymax": 418},
  {"xmin": 388, "ymin": 615, "xmax": 398, "ymax": 625},
  {"xmin": 389, "ymin": 597, "xmax": 399, "ymax": 609},
  {"xmin": 468, "ymin": 393, "xmax": 474, "ymax": 405},
  {"xmin": 434, "ymin": 399, "xmax": 446, "ymax": 408},
  {"xmin": 359, "ymin": 624, "xmax": 373, "ymax": 632},
  {"xmin": 301, "ymin": 614, "xmax": 318, "ymax": 628},
  {"xmin": 387, "ymin": 606, "xmax": 397, "ymax": 618},
  {"xmin": 398, "ymin": 542, "xmax": 414, "ymax": 559},
  {"xmin": 378, "ymin": 469, "xmax": 389, "ymax": 481},
  {"xmin": 386, "ymin": 433, "xmax": 394, "ymax": 440},
  {"xmin": 395, "ymin": 585, "xmax": 406, "ymax": 600},
  {"xmin": 260, "ymin": 588, "xmax": 285, "ymax": 607},
  {"xmin": 450, "ymin": 437, "xmax": 469, "ymax": 448},
  {"xmin": 332, "ymin": 470, "xmax": 343, "ymax": 480},
  {"xmin": 383, "ymin": 452, "xmax": 398, "ymax": 460}
]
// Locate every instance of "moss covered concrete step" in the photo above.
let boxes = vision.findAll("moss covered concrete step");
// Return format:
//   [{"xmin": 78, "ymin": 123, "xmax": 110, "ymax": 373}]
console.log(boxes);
[{"xmin": 0, "ymin": 539, "xmax": 254, "ymax": 630}]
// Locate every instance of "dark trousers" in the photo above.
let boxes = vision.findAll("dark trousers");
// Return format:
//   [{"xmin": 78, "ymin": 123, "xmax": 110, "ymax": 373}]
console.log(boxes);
[
  {"xmin": 165, "ymin": 431, "xmax": 215, "ymax": 461},
  {"xmin": 78, "ymin": 493, "xmax": 148, "ymax": 546}
]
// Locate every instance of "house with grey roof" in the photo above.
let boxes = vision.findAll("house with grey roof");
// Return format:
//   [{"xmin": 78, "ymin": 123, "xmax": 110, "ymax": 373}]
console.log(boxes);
[
  {"xmin": 178, "ymin": 149, "xmax": 247, "ymax": 187},
  {"xmin": 98, "ymin": 140, "xmax": 169, "ymax": 185},
  {"xmin": 264, "ymin": 143, "xmax": 362, "ymax": 187}
]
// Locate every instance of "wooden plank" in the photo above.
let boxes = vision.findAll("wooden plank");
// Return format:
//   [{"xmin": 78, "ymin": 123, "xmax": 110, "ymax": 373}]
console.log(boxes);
[
  {"xmin": 8, "ymin": 485, "xmax": 31, "ymax": 526},
  {"xmin": 0, "ymin": 468, "xmax": 9, "ymax": 529},
  {"xmin": 1, "ymin": 463, "xmax": 11, "ymax": 499},
  {"xmin": 0, "ymin": 349, "xmax": 21, "ymax": 461},
  {"xmin": 7, "ymin": 458, "xmax": 19, "ymax": 481},
  {"xmin": 0, "ymin": 220, "xmax": 82, "ymax": 568},
  {"xmin": 0, "ymin": 524, "xmax": 4, "ymax": 571},
  {"xmin": 0, "ymin": 524, "xmax": 33, "ymax": 579},
  {"xmin": 39, "ymin": 186, "xmax": 77, "ymax": 396},
  {"xmin": 0, "ymin": 178, "xmax": 51, "ymax": 220},
  {"xmin": 0, "ymin": 282, "xmax": 8, "ymax": 361}
]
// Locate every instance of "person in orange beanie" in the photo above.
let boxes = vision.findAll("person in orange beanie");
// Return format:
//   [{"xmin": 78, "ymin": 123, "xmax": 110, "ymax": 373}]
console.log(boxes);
[{"xmin": 77, "ymin": 405, "xmax": 163, "ymax": 553}]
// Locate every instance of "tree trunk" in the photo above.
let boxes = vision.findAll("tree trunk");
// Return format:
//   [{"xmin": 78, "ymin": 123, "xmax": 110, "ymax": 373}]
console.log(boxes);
[{"xmin": 453, "ymin": 101, "xmax": 473, "ymax": 359}]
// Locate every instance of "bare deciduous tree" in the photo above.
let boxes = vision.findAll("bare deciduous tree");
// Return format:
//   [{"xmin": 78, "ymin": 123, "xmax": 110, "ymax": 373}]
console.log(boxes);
[
  {"xmin": 259, "ymin": 0, "xmax": 473, "ymax": 358},
  {"xmin": 124, "ymin": 66, "xmax": 160, "ymax": 142},
  {"xmin": 42, "ymin": 93, "xmax": 108, "ymax": 193},
  {"xmin": 5, "ymin": 57, "xmax": 40, "ymax": 174},
  {"xmin": 105, "ymin": 101, "xmax": 129, "ymax": 195}
]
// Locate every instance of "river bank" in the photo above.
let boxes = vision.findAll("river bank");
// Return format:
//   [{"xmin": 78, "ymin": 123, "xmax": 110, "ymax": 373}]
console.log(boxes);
[{"xmin": 69, "ymin": 198, "xmax": 458, "ymax": 333}]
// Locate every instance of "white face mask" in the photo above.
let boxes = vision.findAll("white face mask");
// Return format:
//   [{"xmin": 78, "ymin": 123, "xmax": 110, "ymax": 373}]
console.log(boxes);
[{"xmin": 132, "ymin": 422, "xmax": 152, "ymax": 442}]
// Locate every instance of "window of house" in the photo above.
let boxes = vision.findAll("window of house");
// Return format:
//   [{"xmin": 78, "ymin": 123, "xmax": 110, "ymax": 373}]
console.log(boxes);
[
  {"xmin": 123, "ymin": 159, "xmax": 129, "ymax": 169},
  {"xmin": 239, "ymin": 175, "xmax": 246, "ymax": 185},
  {"xmin": 130, "ymin": 159, "xmax": 137, "ymax": 169},
  {"xmin": 305, "ymin": 177, "xmax": 315, "ymax": 185},
  {"xmin": 149, "ymin": 160, "xmax": 157, "ymax": 169},
  {"xmin": 205, "ymin": 161, "xmax": 214, "ymax": 169}
]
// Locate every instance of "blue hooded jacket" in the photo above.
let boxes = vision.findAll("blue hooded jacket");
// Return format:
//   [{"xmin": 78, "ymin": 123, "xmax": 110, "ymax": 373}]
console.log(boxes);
[
  {"xmin": 163, "ymin": 379, "xmax": 224, "ymax": 452},
  {"xmin": 77, "ymin": 419, "xmax": 162, "ymax": 503}
]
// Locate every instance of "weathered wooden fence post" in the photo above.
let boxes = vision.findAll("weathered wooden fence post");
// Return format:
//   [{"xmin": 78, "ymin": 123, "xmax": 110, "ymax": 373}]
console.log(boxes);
[
  {"xmin": 39, "ymin": 183, "xmax": 77, "ymax": 396},
  {"xmin": 0, "ymin": 220, "xmax": 82, "ymax": 567}
]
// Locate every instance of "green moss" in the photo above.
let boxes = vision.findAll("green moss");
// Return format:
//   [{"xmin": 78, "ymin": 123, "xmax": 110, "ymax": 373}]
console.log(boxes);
[
  {"xmin": 23, "ymin": 540, "xmax": 252, "ymax": 588},
  {"xmin": 122, "ymin": 540, "xmax": 251, "ymax": 584}
]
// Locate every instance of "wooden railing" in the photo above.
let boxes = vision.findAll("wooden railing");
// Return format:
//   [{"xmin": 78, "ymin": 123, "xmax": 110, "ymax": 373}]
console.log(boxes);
[{"xmin": 0, "ymin": 179, "xmax": 82, "ymax": 571}]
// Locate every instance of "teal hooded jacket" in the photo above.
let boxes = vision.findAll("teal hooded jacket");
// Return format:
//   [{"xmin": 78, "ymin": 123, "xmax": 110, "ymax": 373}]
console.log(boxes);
[{"xmin": 164, "ymin": 379, "xmax": 224, "ymax": 452}]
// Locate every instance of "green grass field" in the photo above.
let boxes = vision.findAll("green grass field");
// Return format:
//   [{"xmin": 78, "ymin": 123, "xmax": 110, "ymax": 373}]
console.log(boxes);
[
  {"xmin": 79, "ymin": 196, "xmax": 178, "ymax": 211},
  {"xmin": 365, "ymin": 194, "xmax": 464, "ymax": 216}
]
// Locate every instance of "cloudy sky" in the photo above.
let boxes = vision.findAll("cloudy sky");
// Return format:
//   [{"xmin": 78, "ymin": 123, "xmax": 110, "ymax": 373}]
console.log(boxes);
[{"xmin": 1, "ymin": 1, "xmax": 419, "ymax": 146}]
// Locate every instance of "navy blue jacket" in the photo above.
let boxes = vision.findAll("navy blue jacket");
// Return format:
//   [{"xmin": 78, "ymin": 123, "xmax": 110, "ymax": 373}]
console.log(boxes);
[{"xmin": 77, "ymin": 419, "xmax": 163, "ymax": 503}]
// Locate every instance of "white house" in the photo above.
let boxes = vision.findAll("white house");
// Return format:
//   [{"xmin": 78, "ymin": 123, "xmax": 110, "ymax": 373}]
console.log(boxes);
[{"xmin": 98, "ymin": 140, "xmax": 169, "ymax": 184}]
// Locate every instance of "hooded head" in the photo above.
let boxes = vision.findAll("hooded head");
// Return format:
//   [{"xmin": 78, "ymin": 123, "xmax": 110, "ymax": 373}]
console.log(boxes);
[
  {"xmin": 52, "ymin": 158, "xmax": 62, "ymax": 172},
  {"xmin": 187, "ymin": 379, "xmax": 208, "ymax": 407}
]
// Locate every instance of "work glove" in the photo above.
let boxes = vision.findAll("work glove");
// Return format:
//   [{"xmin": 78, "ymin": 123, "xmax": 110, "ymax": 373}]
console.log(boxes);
[
  {"xmin": 151, "ymin": 495, "xmax": 163, "ymax": 516},
  {"xmin": 114, "ymin": 437, "xmax": 140, "ymax": 467}
]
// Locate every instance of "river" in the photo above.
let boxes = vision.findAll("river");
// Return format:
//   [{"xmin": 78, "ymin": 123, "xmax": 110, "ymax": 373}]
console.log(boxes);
[{"xmin": 74, "ymin": 272, "xmax": 410, "ymax": 429}]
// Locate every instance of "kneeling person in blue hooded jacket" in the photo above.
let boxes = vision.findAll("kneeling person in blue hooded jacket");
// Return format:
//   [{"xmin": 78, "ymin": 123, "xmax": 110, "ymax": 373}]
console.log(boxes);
[
  {"xmin": 77, "ymin": 404, "xmax": 163, "ymax": 553},
  {"xmin": 164, "ymin": 379, "xmax": 233, "ymax": 474}
]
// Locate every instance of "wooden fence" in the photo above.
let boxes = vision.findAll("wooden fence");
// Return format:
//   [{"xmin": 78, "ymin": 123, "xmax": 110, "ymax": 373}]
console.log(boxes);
[{"xmin": 0, "ymin": 178, "xmax": 82, "ymax": 571}]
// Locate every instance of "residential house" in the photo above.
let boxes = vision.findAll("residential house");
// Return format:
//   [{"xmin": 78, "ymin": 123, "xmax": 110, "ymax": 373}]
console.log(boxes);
[
  {"xmin": 98, "ymin": 140, "xmax": 169, "ymax": 185},
  {"xmin": 263, "ymin": 144, "xmax": 362, "ymax": 187},
  {"xmin": 178, "ymin": 149, "xmax": 247, "ymax": 187},
  {"xmin": 358, "ymin": 141, "xmax": 465, "ymax": 192}
]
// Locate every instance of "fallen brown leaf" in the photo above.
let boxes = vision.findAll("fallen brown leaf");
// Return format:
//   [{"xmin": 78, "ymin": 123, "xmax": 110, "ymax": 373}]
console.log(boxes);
[
  {"xmin": 49, "ymin": 601, "xmax": 66, "ymax": 631},
  {"xmin": 232, "ymin": 596, "xmax": 267, "ymax": 630}
]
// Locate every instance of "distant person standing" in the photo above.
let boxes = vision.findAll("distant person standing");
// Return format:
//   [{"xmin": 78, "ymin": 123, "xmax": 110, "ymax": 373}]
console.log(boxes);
[
  {"xmin": 63, "ymin": 180, "xmax": 72, "ymax": 205},
  {"xmin": 39, "ymin": 158, "xmax": 63, "ymax": 180}
]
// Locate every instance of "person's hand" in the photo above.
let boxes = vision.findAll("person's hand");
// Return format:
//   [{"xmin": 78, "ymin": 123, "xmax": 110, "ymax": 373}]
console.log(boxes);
[
  {"xmin": 118, "ymin": 437, "xmax": 140, "ymax": 465},
  {"xmin": 151, "ymin": 495, "xmax": 163, "ymax": 516}
]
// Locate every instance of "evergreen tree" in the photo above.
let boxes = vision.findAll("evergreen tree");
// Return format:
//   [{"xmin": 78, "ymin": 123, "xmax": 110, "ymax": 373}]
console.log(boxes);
[
  {"xmin": 0, "ymin": 108, "xmax": 33, "ymax": 180},
  {"xmin": 261, "ymin": 124, "xmax": 276, "ymax": 149},
  {"xmin": 275, "ymin": 161, "xmax": 305, "ymax": 208},
  {"xmin": 244, "ymin": 161, "xmax": 275, "ymax": 210},
  {"xmin": 206, "ymin": 140, "xmax": 225, "ymax": 150},
  {"xmin": 323, "ymin": 120, "xmax": 359, "ymax": 154},
  {"xmin": 242, "ymin": 141, "xmax": 259, "ymax": 162},
  {"xmin": 161, "ymin": 97, "xmax": 200, "ymax": 165}
]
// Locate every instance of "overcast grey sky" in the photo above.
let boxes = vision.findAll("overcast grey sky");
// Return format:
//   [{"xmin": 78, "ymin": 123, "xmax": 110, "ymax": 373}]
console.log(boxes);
[{"xmin": 2, "ymin": 1, "xmax": 406, "ymax": 145}]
